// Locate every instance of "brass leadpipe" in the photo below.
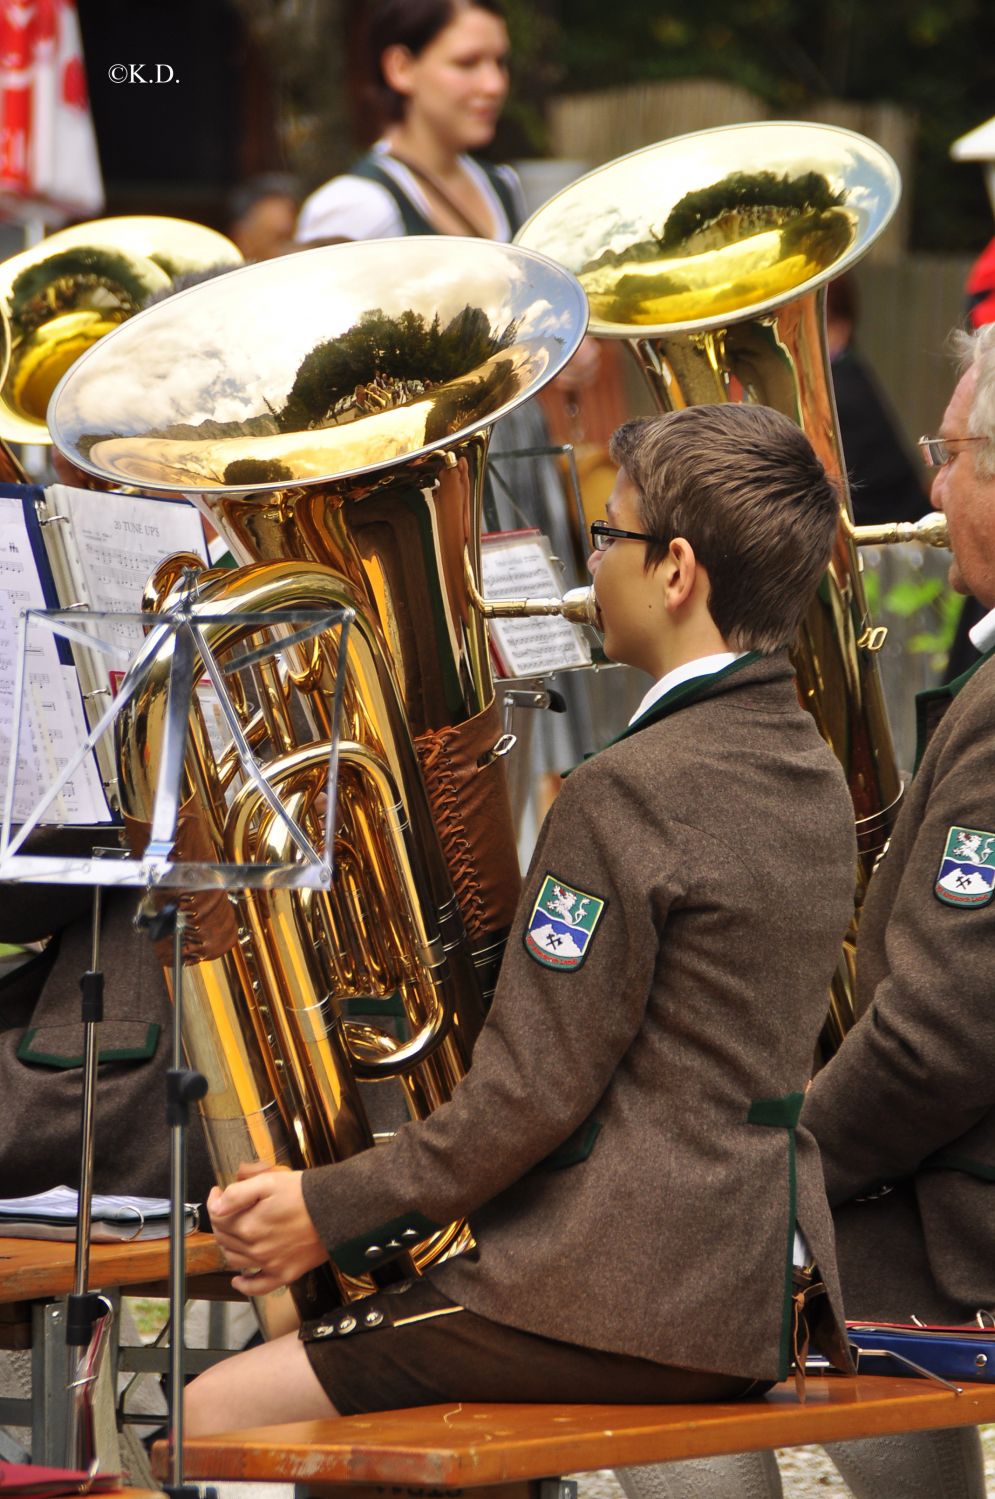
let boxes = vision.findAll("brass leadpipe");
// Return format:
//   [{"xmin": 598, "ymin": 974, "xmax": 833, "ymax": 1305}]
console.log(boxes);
[
  {"xmin": 845, "ymin": 511, "xmax": 950, "ymax": 549},
  {"xmin": 463, "ymin": 547, "xmax": 599, "ymax": 626},
  {"xmin": 462, "ymin": 513, "xmax": 950, "ymax": 629}
]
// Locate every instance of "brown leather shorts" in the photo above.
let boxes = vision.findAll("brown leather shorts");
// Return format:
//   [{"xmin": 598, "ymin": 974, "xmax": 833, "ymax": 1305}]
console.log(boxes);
[{"xmin": 300, "ymin": 1278, "xmax": 770, "ymax": 1415}]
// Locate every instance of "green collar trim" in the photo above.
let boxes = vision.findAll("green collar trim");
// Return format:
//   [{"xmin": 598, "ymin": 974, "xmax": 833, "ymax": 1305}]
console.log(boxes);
[
  {"xmin": 605, "ymin": 651, "xmax": 763, "ymax": 751},
  {"xmin": 914, "ymin": 641, "xmax": 995, "ymax": 770},
  {"xmin": 16, "ymin": 1022, "xmax": 160, "ymax": 1069}
]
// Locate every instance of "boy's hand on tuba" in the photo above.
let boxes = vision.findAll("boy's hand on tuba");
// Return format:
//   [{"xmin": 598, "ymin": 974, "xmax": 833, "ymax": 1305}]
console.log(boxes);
[{"xmin": 208, "ymin": 1167, "xmax": 328, "ymax": 1294}]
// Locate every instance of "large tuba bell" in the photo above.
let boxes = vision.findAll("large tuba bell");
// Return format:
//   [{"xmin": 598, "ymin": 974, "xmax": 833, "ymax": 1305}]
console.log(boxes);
[
  {"xmin": 0, "ymin": 215, "xmax": 242, "ymax": 446},
  {"xmin": 50, "ymin": 237, "xmax": 588, "ymax": 1307},
  {"xmin": 516, "ymin": 121, "xmax": 936, "ymax": 1050}
]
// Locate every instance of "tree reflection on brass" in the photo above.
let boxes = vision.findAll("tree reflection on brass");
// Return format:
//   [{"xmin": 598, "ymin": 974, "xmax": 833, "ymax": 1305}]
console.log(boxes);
[
  {"xmin": 280, "ymin": 305, "xmax": 520, "ymax": 433},
  {"xmin": 10, "ymin": 249, "xmax": 156, "ymax": 333},
  {"xmin": 657, "ymin": 171, "xmax": 844, "ymax": 254}
]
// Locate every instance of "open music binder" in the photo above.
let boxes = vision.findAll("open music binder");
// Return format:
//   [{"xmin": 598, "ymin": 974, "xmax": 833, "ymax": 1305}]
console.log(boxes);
[
  {"xmin": 0, "ymin": 483, "xmax": 209, "ymax": 824},
  {"xmin": 0, "ymin": 1186, "xmax": 198, "ymax": 1242}
]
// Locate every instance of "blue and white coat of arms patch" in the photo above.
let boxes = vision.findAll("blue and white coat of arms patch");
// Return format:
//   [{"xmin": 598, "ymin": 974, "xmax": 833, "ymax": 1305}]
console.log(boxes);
[
  {"xmin": 934, "ymin": 824, "xmax": 995, "ymax": 908},
  {"xmin": 523, "ymin": 873, "xmax": 606, "ymax": 970}
]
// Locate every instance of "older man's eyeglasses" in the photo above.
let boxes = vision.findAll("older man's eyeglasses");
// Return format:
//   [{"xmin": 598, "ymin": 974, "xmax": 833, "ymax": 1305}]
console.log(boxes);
[
  {"xmin": 918, "ymin": 435, "xmax": 986, "ymax": 468},
  {"xmin": 590, "ymin": 519, "xmax": 658, "ymax": 551}
]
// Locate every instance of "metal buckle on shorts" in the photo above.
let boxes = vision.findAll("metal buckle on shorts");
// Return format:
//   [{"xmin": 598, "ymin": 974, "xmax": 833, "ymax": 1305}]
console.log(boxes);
[
  {"xmin": 300, "ymin": 1281, "xmax": 464, "ymax": 1341},
  {"xmin": 301, "ymin": 1301, "xmax": 397, "ymax": 1341}
]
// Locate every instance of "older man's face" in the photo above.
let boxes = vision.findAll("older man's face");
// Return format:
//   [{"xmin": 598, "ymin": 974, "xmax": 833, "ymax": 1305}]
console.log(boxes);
[{"xmin": 932, "ymin": 368, "xmax": 995, "ymax": 608}]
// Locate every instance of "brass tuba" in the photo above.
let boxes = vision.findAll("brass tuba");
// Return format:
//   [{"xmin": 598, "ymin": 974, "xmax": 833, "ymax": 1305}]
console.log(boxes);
[
  {"xmin": 0, "ymin": 215, "xmax": 241, "ymax": 483},
  {"xmin": 515, "ymin": 121, "xmax": 940, "ymax": 1049},
  {"xmin": 49, "ymin": 237, "xmax": 589, "ymax": 1306}
]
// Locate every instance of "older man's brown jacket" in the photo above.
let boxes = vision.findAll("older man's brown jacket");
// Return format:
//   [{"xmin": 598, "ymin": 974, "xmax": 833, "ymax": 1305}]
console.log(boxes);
[
  {"xmin": 804, "ymin": 647, "xmax": 995, "ymax": 1322},
  {"xmin": 302, "ymin": 651, "xmax": 856, "ymax": 1382}
]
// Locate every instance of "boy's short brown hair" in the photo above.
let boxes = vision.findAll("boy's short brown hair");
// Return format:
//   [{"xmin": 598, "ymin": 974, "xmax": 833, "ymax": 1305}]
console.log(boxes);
[{"xmin": 608, "ymin": 405, "xmax": 839, "ymax": 653}]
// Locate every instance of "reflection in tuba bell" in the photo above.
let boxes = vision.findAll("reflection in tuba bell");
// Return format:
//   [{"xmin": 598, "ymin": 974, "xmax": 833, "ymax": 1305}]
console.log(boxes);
[
  {"xmin": 516, "ymin": 122, "xmax": 938, "ymax": 1053},
  {"xmin": 0, "ymin": 215, "xmax": 241, "ymax": 486},
  {"xmin": 0, "ymin": 215, "xmax": 242, "ymax": 446},
  {"xmin": 50, "ymin": 237, "xmax": 589, "ymax": 1310}
]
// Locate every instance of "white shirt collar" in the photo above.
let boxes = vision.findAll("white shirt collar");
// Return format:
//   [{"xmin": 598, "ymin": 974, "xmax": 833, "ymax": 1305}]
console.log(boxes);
[
  {"xmin": 628, "ymin": 652, "xmax": 748, "ymax": 726},
  {"xmin": 968, "ymin": 604, "xmax": 995, "ymax": 655}
]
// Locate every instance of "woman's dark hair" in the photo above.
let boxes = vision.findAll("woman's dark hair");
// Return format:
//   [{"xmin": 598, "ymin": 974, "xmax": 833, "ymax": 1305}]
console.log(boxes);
[{"xmin": 366, "ymin": 0, "xmax": 507, "ymax": 123}]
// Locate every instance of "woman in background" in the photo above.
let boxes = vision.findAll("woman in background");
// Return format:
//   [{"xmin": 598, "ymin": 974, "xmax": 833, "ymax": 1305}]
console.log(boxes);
[
  {"xmin": 296, "ymin": 0, "xmax": 627, "ymax": 837},
  {"xmin": 297, "ymin": 0, "xmax": 520, "ymax": 247}
]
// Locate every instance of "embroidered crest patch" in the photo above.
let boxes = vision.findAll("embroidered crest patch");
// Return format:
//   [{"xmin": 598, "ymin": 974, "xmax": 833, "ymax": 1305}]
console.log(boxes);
[
  {"xmin": 934, "ymin": 825, "xmax": 995, "ymax": 908},
  {"xmin": 524, "ymin": 874, "xmax": 606, "ymax": 970}
]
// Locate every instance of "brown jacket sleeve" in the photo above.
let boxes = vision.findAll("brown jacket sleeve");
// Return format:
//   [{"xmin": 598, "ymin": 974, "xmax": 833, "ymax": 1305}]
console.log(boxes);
[
  {"xmin": 301, "ymin": 759, "xmax": 679, "ymax": 1259},
  {"xmin": 804, "ymin": 677, "xmax": 995, "ymax": 1203}
]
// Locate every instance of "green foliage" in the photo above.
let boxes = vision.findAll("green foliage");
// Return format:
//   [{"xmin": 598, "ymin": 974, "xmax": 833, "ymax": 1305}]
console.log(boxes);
[
  {"xmin": 863, "ymin": 561, "xmax": 962, "ymax": 675},
  {"xmin": 657, "ymin": 170, "xmax": 844, "ymax": 249},
  {"xmin": 881, "ymin": 574, "xmax": 946, "ymax": 616},
  {"xmin": 492, "ymin": 0, "xmax": 560, "ymax": 156},
  {"xmin": 539, "ymin": 0, "xmax": 995, "ymax": 253},
  {"xmin": 11, "ymin": 249, "xmax": 155, "ymax": 328}
]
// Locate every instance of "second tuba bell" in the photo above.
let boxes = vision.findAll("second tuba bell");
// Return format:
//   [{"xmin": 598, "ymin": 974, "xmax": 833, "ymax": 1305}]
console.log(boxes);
[{"xmin": 517, "ymin": 121, "xmax": 913, "ymax": 1052}]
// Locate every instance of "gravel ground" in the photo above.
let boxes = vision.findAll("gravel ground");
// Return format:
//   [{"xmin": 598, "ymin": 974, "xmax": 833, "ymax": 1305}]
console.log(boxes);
[{"xmin": 572, "ymin": 1425, "xmax": 995, "ymax": 1497}]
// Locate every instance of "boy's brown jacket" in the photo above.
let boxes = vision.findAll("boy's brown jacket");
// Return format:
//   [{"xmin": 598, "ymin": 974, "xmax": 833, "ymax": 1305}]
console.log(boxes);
[
  {"xmin": 804, "ymin": 648, "xmax": 995, "ymax": 1323},
  {"xmin": 303, "ymin": 652, "xmax": 857, "ymax": 1382}
]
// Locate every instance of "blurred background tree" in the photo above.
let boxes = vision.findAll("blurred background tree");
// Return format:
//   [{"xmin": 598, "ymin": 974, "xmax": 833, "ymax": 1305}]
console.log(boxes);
[
  {"xmin": 77, "ymin": 0, "xmax": 995, "ymax": 255},
  {"xmin": 540, "ymin": 0, "xmax": 995, "ymax": 252}
]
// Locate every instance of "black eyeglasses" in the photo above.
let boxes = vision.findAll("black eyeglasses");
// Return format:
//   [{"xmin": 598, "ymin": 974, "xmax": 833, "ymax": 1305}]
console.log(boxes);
[{"xmin": 590, "ymin": 519, "xmax": 658, "ymax": 552}]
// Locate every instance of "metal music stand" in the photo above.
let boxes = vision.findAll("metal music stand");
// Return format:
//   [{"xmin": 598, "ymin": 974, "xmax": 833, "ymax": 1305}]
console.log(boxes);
[{"xmin": 0, "ymin": 585, "xmax": 353, "ymax": 1496}]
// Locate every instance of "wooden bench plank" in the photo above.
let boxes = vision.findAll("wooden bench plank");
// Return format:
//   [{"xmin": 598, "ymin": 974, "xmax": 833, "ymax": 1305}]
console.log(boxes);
[
  {"xmin": 0, "ymin": 1232, "xmax": 226, "ymax": 1303},
  {"xmin": 166, "ymin": 1376, "xmax": 995, "ymax": 1489}
]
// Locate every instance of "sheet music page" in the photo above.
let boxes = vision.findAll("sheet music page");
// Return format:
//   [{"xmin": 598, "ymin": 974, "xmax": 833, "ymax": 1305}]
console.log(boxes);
[
  {"xmin": 46, "ymin": 485, "xmax": 208, "ymax": 656},
  {"xmin": 0, "ymin": 497, "xmax": 111, "ymax": 824},
  {"xmin": 481, "ymin": 530, "xmax": 592, "ymax": 679}
]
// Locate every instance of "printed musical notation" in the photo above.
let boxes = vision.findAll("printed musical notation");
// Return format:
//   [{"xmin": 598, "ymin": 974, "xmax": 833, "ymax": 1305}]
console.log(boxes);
[
  {"xmin": 47, "ymin": 485, "xmax": 207, "ymax": 653},
  {"xmin": 0, "ymin": 498, "xmax": 111, "ymax": 825},
  {"xmin": 481, "ymin": 529, "xmax": 592, "ymax": 680}
]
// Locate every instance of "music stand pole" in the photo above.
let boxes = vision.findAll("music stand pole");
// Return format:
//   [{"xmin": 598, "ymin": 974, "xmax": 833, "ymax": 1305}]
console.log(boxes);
[
  {"xmin": 134, "ymin": 895, "xmax": 208, "ymax": 1498},
  {"xmin": 65, "ymin": 883, "xmax": 111, "ymax": 1468}
]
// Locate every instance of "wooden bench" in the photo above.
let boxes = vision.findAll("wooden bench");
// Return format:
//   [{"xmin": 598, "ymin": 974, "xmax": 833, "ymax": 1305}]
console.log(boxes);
[
  {"xmin": 157, "ymin": 1374, "xmax": 995, "ymax": 1498},
  {"xmin": 0, "ymin": 1232, "xmax": 229, "ymax": 1468}
]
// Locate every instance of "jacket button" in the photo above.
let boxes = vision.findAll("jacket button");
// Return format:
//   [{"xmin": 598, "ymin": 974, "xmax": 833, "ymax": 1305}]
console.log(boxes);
[
  {"xmin": 364, "ymin": 1309, "xmax": 384, "ymax": 1327},
  {"xmin": 386, "ymin": 1239, "xmax": 402, "ymax": 1250},
  {"xmin": 365, "ymin": 1245, "xmax": 382, "ymax": 1260},
  {"xmin": 313, "ymin": 1322, "xmax": 334, "ymax": 1338},
  {"xmin": 336, "ymin": 1315, "xmax": 357, "ymax": 1335},
  {"xmin": 401, "ymin": 1228, "xmax": 418, "ymax": 1240}
]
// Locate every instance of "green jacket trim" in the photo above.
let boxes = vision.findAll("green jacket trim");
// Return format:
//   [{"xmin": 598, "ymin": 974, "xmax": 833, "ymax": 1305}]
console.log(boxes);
[
  {"xmin": 16, "ymin": 1022, "xmax": 160, "ymax": 1069},
  {"xmin": 565, "ymin": 653, "xmax": 768, "ymax": 775},
  {"xmin": 533, "ymin": 1119, "xmax": 602, "ymax": 1172},
  {"xmin": 914, "ymin": 641, "xmax": 995, "ymax": 770},
  {"xmin": 921, "ymin": 1150, "xmax": 995, "ymax": 1182},
  {"xmin": 606, "ymin": 652, "xmax": 763, "ymax": 750},
  {"xmin": 747, "ymin": 1091, "xmax": 804, "ymax": 1379},
  {"xmin": 329, "ymin": 1209, "xmax": 442, "ymax": 1278},
  {"xmin": 747, "ymin": 1094, "xmax": 804, "ymax": 1129}
]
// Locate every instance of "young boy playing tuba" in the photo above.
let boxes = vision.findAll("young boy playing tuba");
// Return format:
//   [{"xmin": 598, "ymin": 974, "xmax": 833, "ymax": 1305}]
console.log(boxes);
[{"xmin": 186, "ymin": 402, "xmax": 856, "ymax": 1428}]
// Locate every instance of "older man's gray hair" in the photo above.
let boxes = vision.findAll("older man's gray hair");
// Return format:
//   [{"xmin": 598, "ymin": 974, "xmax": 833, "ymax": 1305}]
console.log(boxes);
[{"xmin": 953, "ymin": 321, "xmax": 995, "ymax": 476}]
